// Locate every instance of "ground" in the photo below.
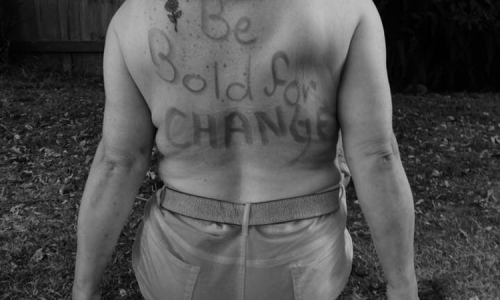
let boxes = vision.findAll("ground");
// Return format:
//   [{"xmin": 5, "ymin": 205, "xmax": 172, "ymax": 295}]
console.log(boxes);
[{"xmin": 0, "ymin": 69, "xmax": 499, "ymax": 300}]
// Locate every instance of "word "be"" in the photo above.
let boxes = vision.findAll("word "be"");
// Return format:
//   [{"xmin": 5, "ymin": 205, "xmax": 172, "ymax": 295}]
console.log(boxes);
[{"xmin": 201, "ymin": 0, "xmax": 257, "ymax": 45}]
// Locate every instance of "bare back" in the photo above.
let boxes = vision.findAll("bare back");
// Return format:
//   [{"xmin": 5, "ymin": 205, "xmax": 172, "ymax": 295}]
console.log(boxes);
[{"xmin": 111, "ymin": 0, "xmax": 361, "ymax": 202}]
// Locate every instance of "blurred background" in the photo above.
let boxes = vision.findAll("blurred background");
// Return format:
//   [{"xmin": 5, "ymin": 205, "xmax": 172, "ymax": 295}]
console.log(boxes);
[{"xmin": 1, "ymin": 0, "xmax": 499, "ymax": 91}]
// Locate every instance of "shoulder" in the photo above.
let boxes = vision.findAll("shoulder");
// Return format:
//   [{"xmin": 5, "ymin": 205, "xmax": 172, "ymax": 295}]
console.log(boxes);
[
  {"xmin": 305, "ymin": 0, "xmax": 381, "ymax": 59},
  {"xmin": 308, "ymin": 0, "xmax": 381, "ymax": 41},
  {"xmin": 337, "ymin": 0, "xmax": 380, "ymax": 16},
  {"xmin": 105, "ymin": 0, "xmax": 155, "ymax": 66},
  {"xmin": 104, "ymin": 0, "xmax": 158, "ymax": 92},
  {"xmin": 321, "ymin": 0, "xmax": 385, "ymax": 55},
  {"xmin": 349, "ymin": 0, "xmax": 385, "ymax": 34},
  {"xmin": 320, "ymin": 0, "xmax": 382, "ymax": 28},
  {"xmin": 107, "ymin": 0, "xmax": 160, "ymax": 47}
]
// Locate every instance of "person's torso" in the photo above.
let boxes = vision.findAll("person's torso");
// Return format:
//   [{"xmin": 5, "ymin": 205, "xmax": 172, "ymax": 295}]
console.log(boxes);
[{"xmin": 113, "ymin": 0, "xmax": 361, "ymax": 202}]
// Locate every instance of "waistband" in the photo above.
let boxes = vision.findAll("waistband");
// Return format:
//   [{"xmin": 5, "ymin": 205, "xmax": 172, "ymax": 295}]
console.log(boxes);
[{"xmin": 158, "ymin": 185, "xmax": 343, "ymax": 226}]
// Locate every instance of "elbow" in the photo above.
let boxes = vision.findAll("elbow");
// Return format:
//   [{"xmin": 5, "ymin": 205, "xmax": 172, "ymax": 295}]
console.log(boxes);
[
  {"xmin": 96, "ymin": 144, "xmax": 149, "ymax": 173},
  {"xmin": 101, "ymin": 158, "xmax": 135, "ymax": 174},
  {"xmin": 363, "ymin": 150, "xmax": 401, "ymax": 175},
  {"xmin": 368, "ymin": 134, "xmax": 400, "ymax": 160},
  {"xmin": 346, "ymin": 134, "xmax": 402, "ymax": 172},
  {"xmin": 374, "ymin": 145, "xmax": 400, "ymax": 166},
  {"xmin": 372, "ymin": 139, "xmax": 402, "ymax": 170},
  {"xmin": 102, "ymin": 153, "xmax": 138, "ymax": 171}
]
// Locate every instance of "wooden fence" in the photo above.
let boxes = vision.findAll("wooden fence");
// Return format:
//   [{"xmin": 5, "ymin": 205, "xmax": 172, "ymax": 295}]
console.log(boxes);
[{"xmin": 7, "ymin": 0, "xmax": 126, "ymax": 74}]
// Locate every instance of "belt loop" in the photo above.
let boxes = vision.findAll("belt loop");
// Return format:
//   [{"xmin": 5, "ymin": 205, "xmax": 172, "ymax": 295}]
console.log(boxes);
[
  {"xmin": 339, "ymin": 169, "xmax": 346, "ymax": 200},
  {"xmin": 339, "ymin": 182, "xmax": 345, "ymax": 200},
  {"xmin": 242, "ymin": 203, "xmax": 251, "ymax": 236},
  {"xmin": 157, "ymin": 186, "xmax": 166, "ymax": 206}
]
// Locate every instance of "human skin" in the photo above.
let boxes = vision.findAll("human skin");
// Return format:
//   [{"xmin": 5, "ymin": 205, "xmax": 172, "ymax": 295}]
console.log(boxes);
[{"xmin": 73, "ymin": 0, "xmax": 418, "ymax": 299}]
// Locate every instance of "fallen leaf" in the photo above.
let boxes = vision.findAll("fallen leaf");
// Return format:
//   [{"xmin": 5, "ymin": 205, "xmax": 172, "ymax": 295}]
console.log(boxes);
[
  {"xmin": 349, "ymin": 292, "xmax": 367, "ymax": 300},
  {"xmin": 486, "ymin": 189, "xmax": 496, "ymax": 201},
  {"xmin": 472, "ymin": 256, "xmax": 483, "ymax": 271},
  {"xmin": 458, "ymin": 228, "xmax": 468, "ymax": 239},
  {"xmin": 10, "ymin": 204, "xmax": 24, "ymax": 215},
  {"xmin": 59, "ymin": 184, "xmax": 69, "ymax": 195},
  {"xmin": 10, "ymin": 147, "xmax": 22, "ymax": 154},
  {"xmin": 30, "ymin": 248, "xmax": 44, "ymax": 263},
  {"xmin": 485, "ymin": 254, "xmax": 497, "ymax": 269},
  {"xmin": 147, "ymin": 171, "xmax": 157, "ymax": 180}
]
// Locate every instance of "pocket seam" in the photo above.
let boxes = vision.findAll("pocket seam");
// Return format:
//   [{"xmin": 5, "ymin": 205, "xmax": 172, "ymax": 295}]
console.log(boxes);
[
  {"xmin": 151, "ymin": 238, "xmax": 202, "ymax": 300},
  {"xmin": 183, "ymin": 265, "xmax": 201, "ymax": 300},
  {"xmin": 139, "ymin": 220, "xmax": 202, "ymax": 300},
  {"xmin": 289, "ymin": 245, "xmax": 336, "ymax": 300},
  {"xmin": 162, "ymin": 244, "xmax": 197, "ymax": 271},
  {"xmin": 291, "ymin": 267, "xmax": 304, "ymax": 300}
]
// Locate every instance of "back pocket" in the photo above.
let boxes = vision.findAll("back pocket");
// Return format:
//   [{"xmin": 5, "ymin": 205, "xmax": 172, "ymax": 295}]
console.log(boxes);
[
  {"xmin": 133, "ymin": 221, "xmax": 201, "ymax": 300},
  {"xmin": 290, "ymin": 244, "xmax": 350, "ymax": 300}
]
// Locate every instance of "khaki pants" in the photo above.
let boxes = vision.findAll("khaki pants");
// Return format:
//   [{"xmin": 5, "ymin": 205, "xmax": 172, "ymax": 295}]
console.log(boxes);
[{"xmin": 132, "ymin": 187, "xmax": 353, "ymax": 300}]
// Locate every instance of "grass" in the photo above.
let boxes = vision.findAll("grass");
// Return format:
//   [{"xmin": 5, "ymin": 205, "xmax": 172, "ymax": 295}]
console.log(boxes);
[{"xmin": 1, "ymin": 69, "xmax": 499, "ymax": 300}]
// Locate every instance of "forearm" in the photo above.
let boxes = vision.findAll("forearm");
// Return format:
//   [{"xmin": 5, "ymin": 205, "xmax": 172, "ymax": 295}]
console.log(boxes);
[
  {"xmin": 350, "ymin": 154, "xmax": 417, "ymax": 291},
  {"xmin": 73, "ymin": 142, "xmax": 149, "ymax": 294}
]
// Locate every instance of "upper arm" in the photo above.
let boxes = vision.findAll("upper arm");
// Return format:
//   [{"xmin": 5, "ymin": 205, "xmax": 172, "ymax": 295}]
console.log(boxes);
[
  {"xmin": 338, "ymin": 1, "xmax": 396, "ymax": 168},
  {"xmin": 99, "ymin": 18, "xmax": 155, "ymax": 167}
]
